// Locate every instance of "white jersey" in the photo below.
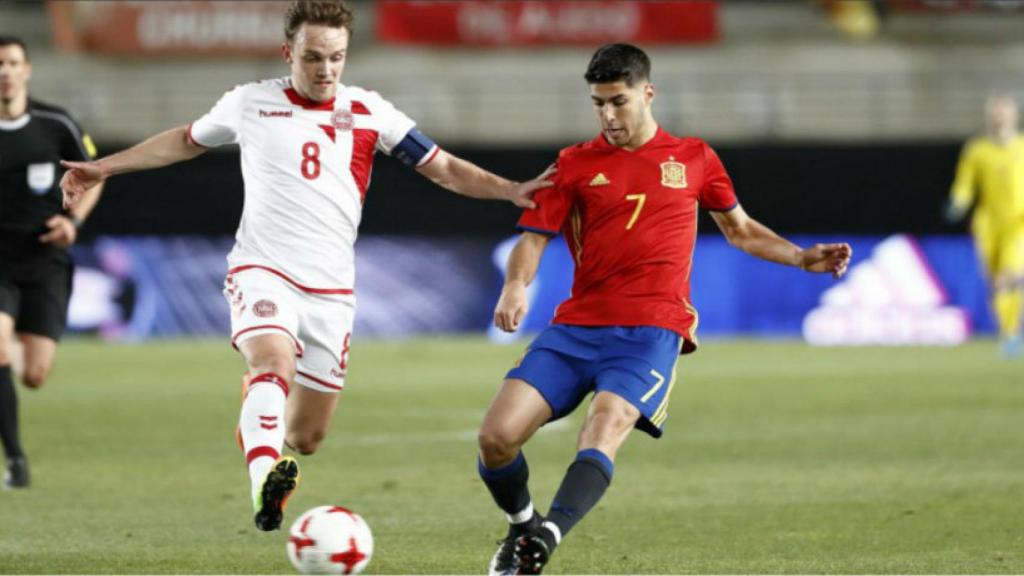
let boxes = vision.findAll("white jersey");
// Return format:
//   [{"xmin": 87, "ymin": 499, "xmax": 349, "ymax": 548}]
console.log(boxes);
[{"xmin": 189, "ymin": 77, "xmax": 436, "ymax": 292}]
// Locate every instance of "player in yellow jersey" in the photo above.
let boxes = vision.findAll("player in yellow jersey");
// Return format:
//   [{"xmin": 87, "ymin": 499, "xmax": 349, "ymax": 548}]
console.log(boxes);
[{"xmin": 949, "ymin": 95, "xmax": 1024, "ymax": 357}]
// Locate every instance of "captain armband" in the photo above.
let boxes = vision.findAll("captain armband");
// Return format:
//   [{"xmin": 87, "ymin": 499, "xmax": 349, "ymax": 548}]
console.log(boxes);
[{"xmin": 391, "ymin": 128, "xmax": 438, "ymax": 167}]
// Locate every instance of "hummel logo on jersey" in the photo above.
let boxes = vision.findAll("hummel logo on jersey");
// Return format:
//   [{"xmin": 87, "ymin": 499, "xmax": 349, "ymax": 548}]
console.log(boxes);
[
  {"xmin": 589, "ymin": 173, "xmax": 610, "ymax": 186},
  {"xmin": 259, "ymin": 110, "xmax": 293, "ymax": 118}
]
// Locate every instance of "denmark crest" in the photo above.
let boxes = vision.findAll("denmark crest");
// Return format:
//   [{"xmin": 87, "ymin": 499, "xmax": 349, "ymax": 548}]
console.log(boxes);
[
  {"xmin": 331, "ymin": 108, "xmax": 354, "ymax": 132},
  {"xmin": 253, "ymin": 299, "xmax": 278, "ymax": 318},
  {"xmin": 660, "ymin": 157, "xmax": 687, "ymax": 189}
]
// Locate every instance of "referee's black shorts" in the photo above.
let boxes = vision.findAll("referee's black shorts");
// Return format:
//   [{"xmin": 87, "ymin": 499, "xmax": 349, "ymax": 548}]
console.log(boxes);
[{"xmin": 0, "ymin": 251, "xmax": 73, "ymax": 342}]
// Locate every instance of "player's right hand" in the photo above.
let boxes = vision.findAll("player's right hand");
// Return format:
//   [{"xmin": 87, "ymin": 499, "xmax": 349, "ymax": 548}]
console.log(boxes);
[
  {"xmin": 59, "ymin": 159, "xmax": 106, "ymax": 209},
  {"xmin": 494, "ymin": 281, "xmax": 529, "ymax": 333}
]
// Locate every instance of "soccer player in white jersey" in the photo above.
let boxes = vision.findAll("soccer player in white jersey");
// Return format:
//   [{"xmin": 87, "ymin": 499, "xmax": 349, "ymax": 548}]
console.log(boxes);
[{"xmin": 60, "ymin": 0, "xmax": 553, "ymax": 532}]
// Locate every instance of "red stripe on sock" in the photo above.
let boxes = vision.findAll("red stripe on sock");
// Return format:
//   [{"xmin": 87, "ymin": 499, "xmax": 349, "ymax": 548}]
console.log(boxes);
[
  {"xmin": 246, "ymin": 446, "xmax": 280, "ymax": 465},
  {"xmin": 250, "ymin": 372, "xmax": 289, "ymax": 396}
]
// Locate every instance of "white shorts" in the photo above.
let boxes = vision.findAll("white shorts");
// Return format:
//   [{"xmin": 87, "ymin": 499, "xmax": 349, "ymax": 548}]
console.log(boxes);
[{"xmin": 224, "ymin": 266, "xmax": 355, "ymax": 393}]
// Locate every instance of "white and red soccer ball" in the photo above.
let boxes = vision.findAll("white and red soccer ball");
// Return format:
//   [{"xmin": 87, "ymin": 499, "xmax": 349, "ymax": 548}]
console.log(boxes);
[{"xmin": 287, "ymin": 506, "xmax": 373, "ymax": 575}]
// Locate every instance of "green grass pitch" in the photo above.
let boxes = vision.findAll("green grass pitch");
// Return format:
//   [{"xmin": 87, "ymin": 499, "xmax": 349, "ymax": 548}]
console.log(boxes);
[{"xmin": 1, "ymin": 337, "xmax": 1022, "ymax": 574}]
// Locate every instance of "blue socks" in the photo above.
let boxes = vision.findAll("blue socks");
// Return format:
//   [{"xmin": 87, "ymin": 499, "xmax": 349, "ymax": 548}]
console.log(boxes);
[
  {"xmin": 544, "ymin": 449, "xmax": 614, "ymax": 550},
  {"xmin": 479, "ymin": 452, "xmax": 537, "ymax": 534}
]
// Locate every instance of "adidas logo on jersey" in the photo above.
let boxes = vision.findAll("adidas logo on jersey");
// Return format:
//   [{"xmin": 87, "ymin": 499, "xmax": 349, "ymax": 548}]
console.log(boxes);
[
  {"xmin": 802, "ymin": 234, "xmax": 969, "ymax": 346},
  {"xmin": 589, "ymin": 173, "xmax": 610, "ymax": 186}
]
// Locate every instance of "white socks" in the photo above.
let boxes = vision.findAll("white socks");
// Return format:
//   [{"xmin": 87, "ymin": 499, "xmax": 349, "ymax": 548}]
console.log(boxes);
[{"xmin": 239, "ymin": 372, "xmax": 289, "ymax": 503}]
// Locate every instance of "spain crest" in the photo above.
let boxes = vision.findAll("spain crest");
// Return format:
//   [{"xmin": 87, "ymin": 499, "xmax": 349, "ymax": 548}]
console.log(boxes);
[{"xmin": 660, "ymin": 157, "xmax": 687, "ymax": 189}]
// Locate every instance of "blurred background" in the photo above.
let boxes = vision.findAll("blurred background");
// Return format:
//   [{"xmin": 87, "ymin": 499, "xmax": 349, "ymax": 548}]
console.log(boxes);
[{"xmin": 4, "ymin": 0, "xmax": 1023, "ymax": 345}]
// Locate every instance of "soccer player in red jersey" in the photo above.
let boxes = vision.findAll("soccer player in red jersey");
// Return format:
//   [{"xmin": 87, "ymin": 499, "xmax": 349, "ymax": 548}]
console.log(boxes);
[{"xmin": 477, "ymin": 44, "xmax": 852, "ymax": 575}]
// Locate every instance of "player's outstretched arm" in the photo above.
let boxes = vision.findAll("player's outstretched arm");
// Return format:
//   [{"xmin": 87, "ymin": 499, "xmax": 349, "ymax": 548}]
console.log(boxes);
[
  {"xmin": 494, "ymin": 231, "xmax": 550, "ymax": 333},
  {"xmin": 416, "ymin": 151, "xmax": 555, "ymax": 209},
  {"xmin": 711, "ymin": 205, "xmax": 852, "ymax": 279},
  {"xmin": 60, "ymin": 124, "xmax": 205, "ymax": 209}
]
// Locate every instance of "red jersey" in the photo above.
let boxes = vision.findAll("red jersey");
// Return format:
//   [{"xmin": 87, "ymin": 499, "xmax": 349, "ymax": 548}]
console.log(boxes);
[{"xmin": 517, "ymin": 127, "xmax": 738, "ymax": 352}]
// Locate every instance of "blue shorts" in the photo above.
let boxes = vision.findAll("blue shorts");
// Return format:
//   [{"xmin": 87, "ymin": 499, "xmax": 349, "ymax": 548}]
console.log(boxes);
[{"xmin": 506, "ymin": 324, "xmax": 683, "ymax": 438}]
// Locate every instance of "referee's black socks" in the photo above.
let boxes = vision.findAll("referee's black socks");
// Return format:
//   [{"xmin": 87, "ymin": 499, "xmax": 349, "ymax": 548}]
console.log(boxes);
[
  {"xmin": 544, "ymin": 448, "xmax": 614, "ymax": 551},
  {"xmin": 0, "ymin": 365, "xmax": 24, "ymax": 460}
]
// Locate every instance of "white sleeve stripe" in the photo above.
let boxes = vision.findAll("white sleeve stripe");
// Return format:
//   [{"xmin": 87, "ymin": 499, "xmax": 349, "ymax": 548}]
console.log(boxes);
[
  {"xmin": 416, "ymin": 145, "xmax": 440, "ymax": 167},
  {"xmin": 32, "ymin": 110, "xmax": 90, "ymax": 159}
]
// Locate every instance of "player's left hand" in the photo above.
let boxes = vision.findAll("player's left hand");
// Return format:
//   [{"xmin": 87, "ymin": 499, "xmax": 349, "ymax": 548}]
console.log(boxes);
[
  {"xmin": 39, "ymin": 215, "xmax": 78, "ymax": 248},
  {"xmin": 507, "ymin": 164, "xmax": 557, "ymax": 209},
  {"xmin": 799, "ymin": 242, "xmax": 852, "ymax": 279}
]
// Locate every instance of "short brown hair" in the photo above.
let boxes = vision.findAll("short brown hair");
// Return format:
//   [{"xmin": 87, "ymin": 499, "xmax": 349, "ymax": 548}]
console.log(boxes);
[
  {"xmin": 0, "ymin": 35, "xmax": 29, "ymax": 62},
  {"xmin": 284, "ymin": 1, "xmax": 354, "ymax": 42}
]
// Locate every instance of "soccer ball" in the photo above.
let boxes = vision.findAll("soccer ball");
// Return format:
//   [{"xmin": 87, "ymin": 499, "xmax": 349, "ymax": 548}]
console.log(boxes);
[{"xmin": 286, "ymin": 506, "xmax": 374, "ymax": 575}]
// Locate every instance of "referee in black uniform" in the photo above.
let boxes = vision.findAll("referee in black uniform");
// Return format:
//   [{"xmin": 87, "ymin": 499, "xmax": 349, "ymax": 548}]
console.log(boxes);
[{"xmin": 1, "ymin": 36, "xmax": 103, "ymax": 488}]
